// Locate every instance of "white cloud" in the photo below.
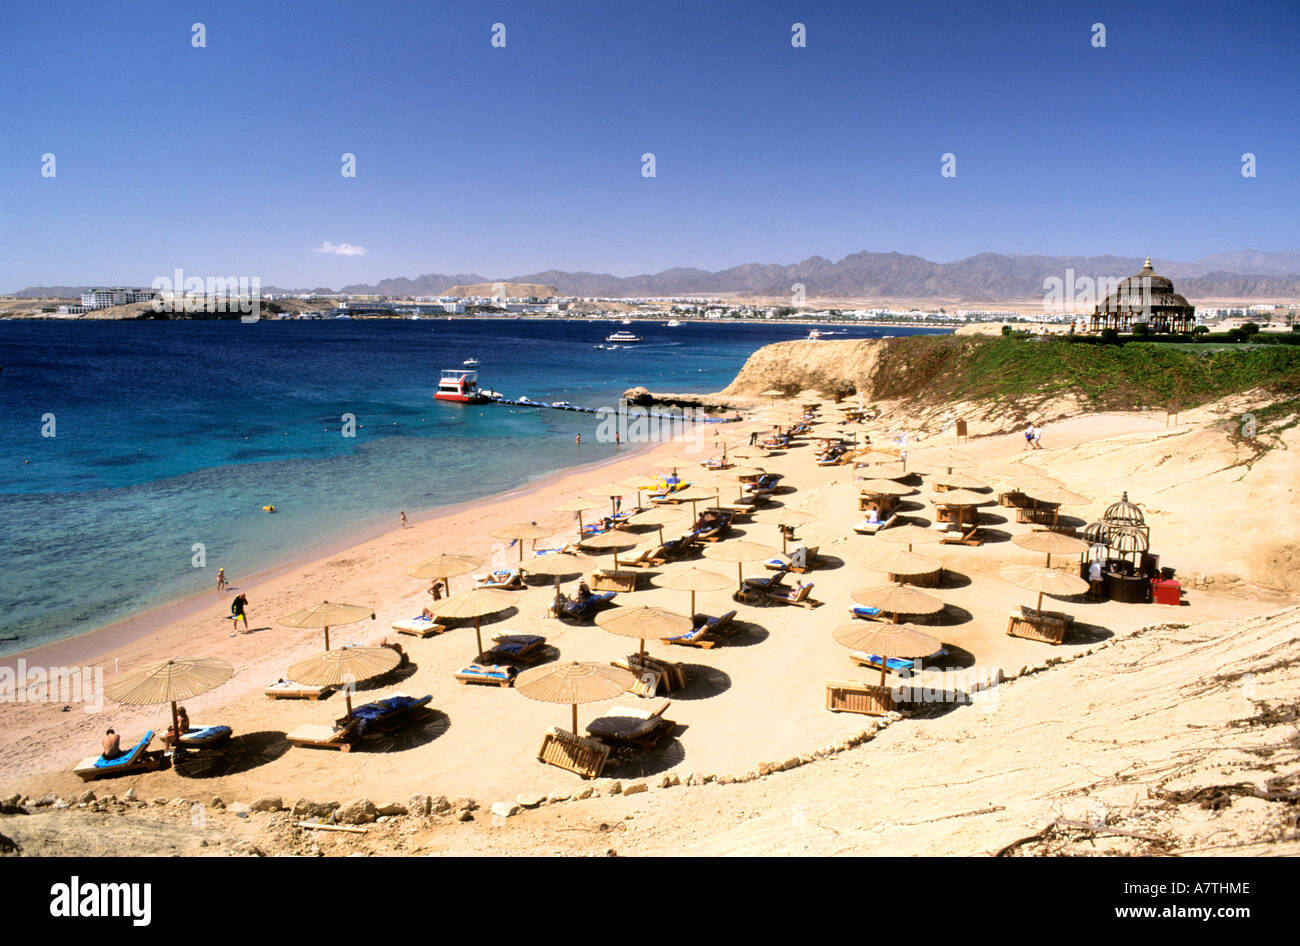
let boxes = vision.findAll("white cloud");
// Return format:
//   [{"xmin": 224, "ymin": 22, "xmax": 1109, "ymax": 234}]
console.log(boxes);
[{"xmin": 314, "ymin": 241, "xmax": 367, "ymax": 257}]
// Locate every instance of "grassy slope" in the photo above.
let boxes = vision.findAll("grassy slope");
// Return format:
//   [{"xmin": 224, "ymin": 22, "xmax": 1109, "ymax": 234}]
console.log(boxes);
[{"xmin": 875, "ymin": 336, "xmax": 1300, "ymax": 413}]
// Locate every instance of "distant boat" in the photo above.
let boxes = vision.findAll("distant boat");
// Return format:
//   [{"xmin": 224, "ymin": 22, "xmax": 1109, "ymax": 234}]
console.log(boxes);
[
  {"xmin": 806, "ymin": 328, "xmax": 823, "ymax": 339},
  {"xmin": 463, "ymin": 356, "xmax": 480, "ymax": 367},
  {"xmin": 666, "ymin": 320, "xmax": 682, "ymax": 327},
  {"xmin": 621, "ymin": 318, "xmax": 632, "ymax": 325},
  {"xmin": 435, "ymin": 369, "xmax": 490, "ymax": 404},
  {"xmin": 605, "ymin": 330, "xmax": 641, "ymax": 343}
]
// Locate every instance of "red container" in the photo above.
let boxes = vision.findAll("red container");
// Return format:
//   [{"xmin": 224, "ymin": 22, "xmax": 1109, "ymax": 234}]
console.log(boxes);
[{"xmin": 1152, "ymin": 579, "xmax": 1181, "ymax": 606}]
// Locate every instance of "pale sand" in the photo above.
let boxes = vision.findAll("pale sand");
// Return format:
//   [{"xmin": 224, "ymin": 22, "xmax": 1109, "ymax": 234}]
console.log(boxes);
[{"xmin": 1, "ymin": 405, "xmax": 1292, "ymax": 811}]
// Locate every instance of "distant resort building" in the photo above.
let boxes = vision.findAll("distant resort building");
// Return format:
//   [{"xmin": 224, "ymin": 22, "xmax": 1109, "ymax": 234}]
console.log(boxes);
[{"xmin": 1089, "ymin": 257, "xmax": 1195, "ymax": 334}]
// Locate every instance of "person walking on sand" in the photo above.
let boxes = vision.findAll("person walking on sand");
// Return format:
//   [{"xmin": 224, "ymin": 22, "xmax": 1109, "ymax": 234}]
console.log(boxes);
[
  {"xmin": 230, "ymin": 593, "xmax": 249, "ymax": 633},
  {"xmin": 401, "ymin": 511, "xmax": 407, "ymax": 529},
  {"xmin": 216, "ymin": 567, "xmax": 227, "ymax": 593},
  {"xmin": 1024, "ymin": 422, "xmax": 1035, "ymax": 451},
  {"xmin": 1031, "ymin": 423, "xmax": 1043, "ymax": 450}
]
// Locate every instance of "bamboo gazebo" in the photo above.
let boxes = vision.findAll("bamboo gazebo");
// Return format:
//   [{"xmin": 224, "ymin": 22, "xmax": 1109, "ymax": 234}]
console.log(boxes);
[{"xmin": 1089, "ymin": 257, "xmax": 1195, "ymax": 334}]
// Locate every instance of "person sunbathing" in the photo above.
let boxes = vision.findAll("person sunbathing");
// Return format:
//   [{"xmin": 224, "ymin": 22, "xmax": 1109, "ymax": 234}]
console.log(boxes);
[
  {"xmin": 101, "ymin": 728, "xmax": 122, "ymax": 760},
  {"xmin": 421, "ymin": 607, "xmax": 436, "ymax": 620},
  {"xmin": 163, "ymin": 707, "xmax": 192, "ymax": 748},
  {"xmin": 571, "ymin": 581, "xmax": 593, "ymax": 603}
]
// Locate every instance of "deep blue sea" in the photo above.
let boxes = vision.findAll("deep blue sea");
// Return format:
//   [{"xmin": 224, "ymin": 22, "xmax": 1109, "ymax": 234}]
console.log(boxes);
[{"xmin": 0, "ymin": 318, "xmax": 948, "ymax": 654}]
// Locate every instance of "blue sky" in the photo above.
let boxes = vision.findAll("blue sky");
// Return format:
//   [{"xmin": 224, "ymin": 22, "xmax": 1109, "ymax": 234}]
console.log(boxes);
[{"xmin": 2, "ymin": 0, "xmax": 1297, "ymax": 289}]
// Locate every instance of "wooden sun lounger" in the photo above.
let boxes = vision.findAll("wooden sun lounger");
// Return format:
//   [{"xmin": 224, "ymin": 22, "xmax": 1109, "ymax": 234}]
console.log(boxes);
[
  {"xmin": 475, "ymin": 569, "xmax": 524, "ymax": 590},
  {"xmin": 483, "ymin": 633, "xmax": 547, "ymax": 665},
  {"xmin": 391, "ymin": 616, "xmax": 447, "ymax": 638},
  {"xmin": 590, "ymin": 569, "xmax": 638, "ymax": 593},
  {"xmin": 621, "ymin": 545, "xmax": 671, "ymax": 568},
  {"xmin": 941, "ymin": 524, "xmax": 983, "ymax": 546},
  {"xmin": 285, "ymin": 720, "xmax": 360, "ymax": 752},
  {"xmin": 825, "ymin": 680, "xmax": 898, "ymax": 716},
  {"xmin": 265, "ymin": 680, "xmax": 333, "ymax": 700},
  {"xmin": 586, "ymin": 699, "xmax": 676, "ymax": 749},
  {"xmin": 1005, "ymin": 606, "xmax": 1073, "ymax": 645},
  {"xmin": 614, "ymin": 654, "xmax": 687, "ymax": 694},
  {"xmin": 537, "ymin": 727, "xmax": 610, "ymax": 779},
  {"xmin": 74, "ymin": 731, "xmax": 165, "ymax": 781},
  {"xmin": 454, "ymin": 663, "xmax": 517, "ymax": 687},
  {"xmin": 765, "ymin": 583, "xmax": 819, "ymax": 609}
]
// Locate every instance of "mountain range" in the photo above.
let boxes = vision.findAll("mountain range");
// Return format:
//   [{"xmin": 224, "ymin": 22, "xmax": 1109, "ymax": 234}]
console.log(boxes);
[{"xmin": 13, "ymin": 249, "xmax": 1300, "ymax": 302}]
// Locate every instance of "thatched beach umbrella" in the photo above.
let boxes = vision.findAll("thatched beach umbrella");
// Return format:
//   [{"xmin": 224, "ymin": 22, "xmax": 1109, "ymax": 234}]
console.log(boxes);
[
  {"xmin": 1000, "ymin": 564, "xmax": 1088, "ymax": 615},
  {"xmin": 588, "ymin": 480, "xmax": 632, "ymax": 515},
  {"xmin": 1020, "ymin": 486, "xmax": 1091, "ymax": 528},
  {"xmin": 832, "ymin": 623, "xmax": 942, "ymax": 687},
  {"xmin": 913, "ymin": 448, "xmax": 974, "ymax": 475},
  {"xmin": 850, "ymin": 584, "xmax": 945, "ymax": 623},
  {"xmin": 596, "ymin": 604, "xmax": 693, "ymax": 660},
  {"xmin": 931, "ymin": 489, "xmax": 995, "ymax": 533},
  {"xmin": 430, "ymin": 587, "xmax": 516, "ymax": 656},
  {"xmin": 878, "ymin": 522, "xmax": 945, "ymax": 552},
  {"xmin": 286, "ymin": 646, "xmax": 400, "ymax": 717},
  {"xmin": 490, "ymin": 522, "xmax": 554, "ymax": 562},
  {"xmin": 578, "ymin": 529, "xmax": 639, "ymax": 568},
  {"xmin": 628, "ymin": 504, "xmax": 688, "ymax": 544},
  {"xmin": 929, "ymin": 470, "xmax": 989, "ymax": 491},
  {"xmin": 553, "ymin": 498, "xmax": 601, "ymax": 536},
  {"xmin": 1011, "ymin": 531, "xmax": 1091, "ymax": 567},
  {"xmin": 279, "ymin": 601, "xmax": 375, "ymax": 651},
  {"xmin": 981, "ymin": 464, "xmax": 1064, "ymax": 494},
  {"xmin": 703, "ymin": 539, "xmax": 780, "ymax": 590},
  {"xmin": 515, "ymin": 661, "xmax": 635, "ymax": 734},
  {"xmin": 863, "ymin": 549, "xmax": 943, "ymax": 578},
  {"xmin": 752, "ymin": 506, "xmax": 815, "ymax": 553},
  {"xmin": 856, "ymin": 478, "xmax": 917, "ymax": 497},
  {"xmin": 524, "ymin": 550, "xmax": 598, "ymax": 578},
  {"xmin": 858, "ymin": 460, "xmax": 911, "ymax": 480},
  {"xmin": 406, "ymin": 552, "xmax": 483, "ymax": 597},
  {"xmin": 665, "ymin": 485, "xmax": 722, "ymax": 517},
  {"xmin": 105, "ymin": 657, "xmax": 234, "ymax": 748},
  {"xmin": 651, "ymin": 566, "xmax": 733, "ymax": 616}
]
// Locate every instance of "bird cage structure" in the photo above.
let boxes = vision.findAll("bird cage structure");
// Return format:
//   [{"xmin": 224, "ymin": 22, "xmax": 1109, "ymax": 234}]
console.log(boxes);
[{"xmin": 1083, "ymin": 492, "xmax": 1151, "ymax": 569}]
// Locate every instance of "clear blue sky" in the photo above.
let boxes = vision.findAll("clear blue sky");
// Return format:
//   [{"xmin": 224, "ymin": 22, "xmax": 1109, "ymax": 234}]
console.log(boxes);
[{"xmin": 2, "ymin": 0, "xmax": 1297, "ymax": 289}]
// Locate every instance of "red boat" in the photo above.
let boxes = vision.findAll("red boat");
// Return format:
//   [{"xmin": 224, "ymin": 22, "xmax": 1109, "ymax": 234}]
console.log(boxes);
[{"xmin": 435, "ymin": 369, "xmax": 490, "ymax": 403}]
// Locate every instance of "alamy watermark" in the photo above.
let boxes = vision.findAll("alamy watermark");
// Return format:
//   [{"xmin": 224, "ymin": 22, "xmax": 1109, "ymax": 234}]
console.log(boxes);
[
  {"xmin": 151, "ymin": 268, "xmax": 261, "ymax": 322},
  {"xmin": 0, "ymin": 660, "xmax": 104, "ymax": 713}
]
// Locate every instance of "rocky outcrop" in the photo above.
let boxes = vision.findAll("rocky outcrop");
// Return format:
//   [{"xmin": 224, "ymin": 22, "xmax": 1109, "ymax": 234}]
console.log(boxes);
[{"xmin": 718, "ymin": 339, "xmax": 888, "ymax": 400}]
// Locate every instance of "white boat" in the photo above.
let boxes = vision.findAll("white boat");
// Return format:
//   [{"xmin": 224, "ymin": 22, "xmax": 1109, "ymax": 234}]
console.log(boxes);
[
  {"xmin": 665, "ymin": 320, "xmax": 682, "ymax": 327},
  {"xmin": 605, "ymin": 330, "xmax": 641, "ymax": 343},
  {"xmin": 463, "ymin": 356, "xmax": 480, "ymax": 367},
  {"xmin": 806, "ymin": 328, "xmax": 823, "ymax": 339},
  {"xmin": 621, "ymin": 318, "xmax": 632, "ymax": 325}
]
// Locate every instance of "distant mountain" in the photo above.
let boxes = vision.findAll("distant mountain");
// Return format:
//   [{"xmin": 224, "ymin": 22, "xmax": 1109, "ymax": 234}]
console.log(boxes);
[{"xmin": 14, "ymin": 249, "xmax": 1300, "ymax": 301}]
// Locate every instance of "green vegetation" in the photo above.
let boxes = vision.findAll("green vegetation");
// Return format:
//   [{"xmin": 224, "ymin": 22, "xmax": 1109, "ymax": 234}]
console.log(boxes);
[{"xmin": 874, "ymin": 335, "xmax": 1300, "ymax": 412}]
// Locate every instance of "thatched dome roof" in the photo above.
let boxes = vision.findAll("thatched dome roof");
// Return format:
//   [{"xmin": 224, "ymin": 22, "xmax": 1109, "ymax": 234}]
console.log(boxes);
[{"xmin": 1094, "ymin": 257, "xmax": 1194, "ymax": 316}]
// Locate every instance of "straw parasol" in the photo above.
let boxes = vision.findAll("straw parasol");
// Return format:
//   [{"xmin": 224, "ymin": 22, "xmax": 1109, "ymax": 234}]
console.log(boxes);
[
  {"xmin": 279, "ymin": 601, "xmax": 376, "ymax": 651},
  {"xmin": 406, "ymin": 552, "xmax": 483, "ymax": 597},
  {"xmin": 524, "ymin": 550, "xmax": 597, "ymax": 577},
  {"xmin": 863, "ymin": 549, "xmax": 943, "ymax": 578},
  {"xmin": 1011, "ymin": 530, "xmax": 1091, "ymax": 567},
  {"xmin": 1020, "ymin": 486, "xmax": 1091, "ymax": 527},
  {"xmin": 981, "ymin": 464, "xmax": 1064, "ymax": 494},
  {"xmin": 850, "ymin": 584, "xmax": 945, "ymax": 623},
  {"xmin": 286, "ymin": 646, "xmax": 400, "ymax": 717},
  {"xmin": 1000, "ymin": 564, "xmax": 1088, "ymax": 615},
  {"xmin": 588, "ymin": 480, "xmax": 631, "ymax": 515},
  {"xmin": 628, "ymin": 503, "xmax": 689, "ymax": 543},
  {"xmin": 856, "ymin": 478, "xmax": 917, "ymax": 497},
  {"xmin": 858, "ymin": 460, "xmax": 911, "ymax": 480},
  {"xmin": 651, "ymin": 566, "xmax": 733, "ymax": 616},
  {"xmin": 929, "ymin": 470, "xmax": 989, "ymax": 490},
  {"xmin": 664, "ymin": 485, "xmax": 722, "ymax": 516},
  {"xmin": 877, "ymin": 522, "xmax": 945, "ymax": 552},
  {"xmin": 595, "ymin": 604, "xmax": 693, "ymax": 659},
  {"xmin": 553, "ymin": 497, "xmax": 601, "ymax": 535},
  {"xmin": 912, "ymin": 448, "xmax": 973, "ymax": 474},
  {"xmin": 105, "ymin": 657, "xmax": 234, "ymax": 747},
  {"xmin": 515, "ymin": 661, "xmax": 635, "ymax": 734},
  {"xmin": 490, "ymin": 522, "xmax": 554, "ymax": 562},
  {"xmin": 752, "ymin": 506, "xmax": 816, "ymax": 552},
  {"xmin": 931, "ymin": 488, "xmax": 995, "ymax": 533},
  {"xmin": 703, "ymin": 539, "xmax": 780, "ymax": 589},
  {"xmin": 577, "ymin": 529, "xmax": 639, "ymax": 568},
  {"xmin": 831, "ymin": 623, "xmax": 942, "ymax": 686},
  {"xmin": 430, "ymin": 587, "xmax": 516, "ymax": 655}
]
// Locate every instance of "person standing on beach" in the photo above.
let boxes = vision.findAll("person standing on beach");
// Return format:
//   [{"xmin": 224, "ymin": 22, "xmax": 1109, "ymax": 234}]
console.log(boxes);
[
  {"xmin": 1024, "ymin": 423, "xmax": 1035, "ymax": 450},
  {"xmin": 1032, "ymin": 424, "xmax": 1043, "ymax": 449},
  {"xmin": 216, "ymin": 568, "xmax": 227, "ymax": 593},
  {"xmin": 231, "ymin": 593, "xmax": 249, "ymax": 633},
  {"xmin": 401, "ymin": 511, "xmax": 407, "ymax": 529}
]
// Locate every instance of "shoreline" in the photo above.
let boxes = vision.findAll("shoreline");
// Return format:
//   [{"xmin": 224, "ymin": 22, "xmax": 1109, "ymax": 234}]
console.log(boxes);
[{"xmin": 0, "ymin": 437, "xmax": 663, "ymax": 671}]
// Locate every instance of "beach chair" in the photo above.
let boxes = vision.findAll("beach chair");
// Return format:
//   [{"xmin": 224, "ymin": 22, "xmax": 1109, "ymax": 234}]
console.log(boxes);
[
  {"xmin": 614, "ymin": 654, "xmax": 687, "ymax": 694},
  {"xmin": 285, "ymin": 719, "xmax": 360, "ymax": 752},
  {"xmin": 765, "ymin": 583, "xmax": 819, "ymax": 609},
  {"xmin": 391, "ymin": 615, "xmax": 447, "ymax": 638},
  {"xmin": 1006, "ymin": 605, "xmax": 1073, "ymax": 645},
  {"xmin": 175, "ymin": 724, "xmax": 233, "ymax": 750},
  {"xmin": 667, "ymin": 609, "xmax": 738, "ymax": 648},
  {"xmin": 787, "ymin": 546, "xmax": 818, "ymax": 573},
  {"xmin": 849, "ymin": 606, "xmax": 882, "ymax": 621},
  {"xmin": 74, "ymin": 731, "xmax": 165, "ymax": 781},
  {"xmin": 586, "ymin": 699, "xmax": 676, "ymax": 749},
  {"xmin": 348, "ymin": 694, "xmax": 434, "ymax": 737},
  {"xmin": 555, "ymin": 591, "xmax": 617, "ymax": 620},
  {"xmin": 534, "ymin": 543, "xmax": 580, "ymax": 556},
  {"xmin": 621, "ymin": 544, "xmax": 670, "ymax": 569},
  {"xmin": 737, "ymin": 570, "xmax": 788, "ymax": 604},
  {"xmin": 454, "ymin": 663, "xmax": 518, "ymax": 687},
  {"xmin": 941, "ymin": 523, "xmax": 983, "ymax": 547},
  {"xmin": 537, "ymin": 727, "xmax": 610, "ymax": 779},
  {"xmin": 702, "ymin": 456, "xmax": 729, "ymax": 470},
  {"xmin": 849, "ymin": 653, "xmax": 919, "ymax": 673},
  {"xmin": 265, "ymin": 679, "xmax": 333, "ymax": 700},
  {"xmin": 475, "ymin": 569, "xmax": 524, "ymax": 590},
  {"xmin": 825, "ymin": 680, "xmax": 898, "ymax": 716},
  {"xmin": 853, "ymin": 513, "xmax": 897, "ymax": 535},
  {"xmin": 483, "ymin": 633, "xmax": 547, "ymax": 665}
]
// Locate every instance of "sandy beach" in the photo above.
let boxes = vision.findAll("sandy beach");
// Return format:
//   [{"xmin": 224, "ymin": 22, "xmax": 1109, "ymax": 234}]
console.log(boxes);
[{"xmin": 2, "ymin": 387, "xmax": 1295, "ymax": 825}]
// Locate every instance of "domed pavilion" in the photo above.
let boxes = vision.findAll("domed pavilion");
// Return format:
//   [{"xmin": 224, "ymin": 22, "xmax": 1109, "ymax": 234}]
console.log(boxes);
[{"xmin": 1089, "ymin": 257, "xmax": 1196, "ymax": 334}]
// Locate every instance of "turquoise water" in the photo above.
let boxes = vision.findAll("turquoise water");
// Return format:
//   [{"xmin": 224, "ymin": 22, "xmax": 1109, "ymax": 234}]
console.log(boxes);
[{"xmin": 0, "ymin": 318, "xmax": 948, "ymax": 653}]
